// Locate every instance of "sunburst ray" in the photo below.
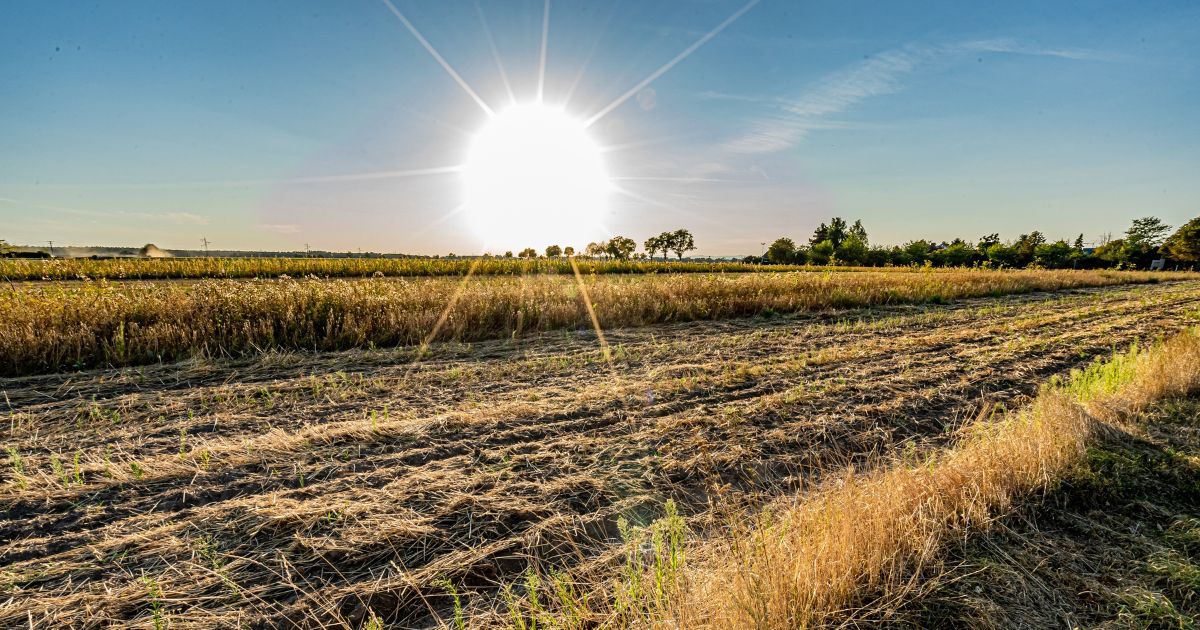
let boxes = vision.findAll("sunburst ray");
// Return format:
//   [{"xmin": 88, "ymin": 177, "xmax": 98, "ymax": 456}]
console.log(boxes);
[
  {"xmin": 584, "ymin": 0, "xmax": 759, "ymax": 127},
  {"xmin": 380, "ymin": 0, "xmax": 495, "ymax": 116}
]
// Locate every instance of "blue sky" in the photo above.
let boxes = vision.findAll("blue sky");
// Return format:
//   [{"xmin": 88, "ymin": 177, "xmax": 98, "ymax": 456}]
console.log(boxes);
[{"xmin": 1, "ymin": 0, "xmax": 1197, "ymax": 255}]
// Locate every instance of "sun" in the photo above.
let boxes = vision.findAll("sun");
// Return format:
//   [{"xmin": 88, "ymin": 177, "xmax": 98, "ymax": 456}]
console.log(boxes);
[{"xmin": 462, "ymin": 103, "xmax": 610, "ymax": 251}]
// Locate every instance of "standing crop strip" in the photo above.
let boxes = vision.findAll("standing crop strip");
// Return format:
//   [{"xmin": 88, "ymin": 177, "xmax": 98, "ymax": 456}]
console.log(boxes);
[
  {"xmin": 0, "ymin": 270, "xmax": 1189, "ymax": 376},
  {"xmin": 0, "ymin": 257, "xmax": 835, "ymax": 281}
]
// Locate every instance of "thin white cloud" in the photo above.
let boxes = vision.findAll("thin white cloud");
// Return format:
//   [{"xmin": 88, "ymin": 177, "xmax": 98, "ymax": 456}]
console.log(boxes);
[
  {"xmin": 722, "ymin": 39, "xmax": 1117, "ymax": 155},
  {"xmin": 959, "ymin": 38, "xmax": 1124, "ymax": 62},
  {"xmin": 166, "ymin": 212, "xmax": 209, "ymax": 225},
  {"xmin": 259, "ymin": 223, "xmax": 300, "ymax": 235},
  {"xmin": 723, "ymin": 46, "xmax": 927, "ymax": 153},
  {"xmin": 697, "ymin": 90, "xmax": 783, "ymax": 104},
  {"xmin": 1, "ymin": 198, "xmax": 214, "ymax": 226}
]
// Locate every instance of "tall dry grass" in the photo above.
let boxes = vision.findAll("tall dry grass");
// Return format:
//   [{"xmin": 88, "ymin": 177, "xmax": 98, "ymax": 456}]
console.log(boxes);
[
  {"xmin": 4, "ymin": 256, "xmax": 1163, "ymax": 283},
  {"xmin": 0, "ymin": 270, "xmax": 1184, "ymax": 376},
  {"xmin": 0, "ymin": 256, "xmax": 832, "ymax": 281},
  {"xmin": 667, "ymin": 329, "xmax": 1200, "ymax": 628}
]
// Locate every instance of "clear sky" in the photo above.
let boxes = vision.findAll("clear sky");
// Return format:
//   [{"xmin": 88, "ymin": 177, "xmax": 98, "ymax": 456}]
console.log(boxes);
[{"xmin": 2, "ymin": 0, "xmax": 1197, "ymax": 255}]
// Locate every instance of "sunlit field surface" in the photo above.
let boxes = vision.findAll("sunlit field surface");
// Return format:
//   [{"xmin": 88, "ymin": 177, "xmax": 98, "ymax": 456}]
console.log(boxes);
[
  {"xmin": 2, "ymin": 274, "xmax": 1200, "ymax": 627},
  {"xmin": 0, "ymin": 269, "xmax": 1188, "ymax": 376}
]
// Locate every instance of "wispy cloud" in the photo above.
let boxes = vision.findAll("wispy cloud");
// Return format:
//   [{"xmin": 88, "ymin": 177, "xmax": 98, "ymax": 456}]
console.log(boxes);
[
  {"xmin": 258, "ymin": 223, "xmax": 300, "ymax": 235},
  {"xmin": 721, "ymin": 39, "xmax": 1117, "ymax": 155},
  {"xmin": 1, "ymin": 197, "xmax": 211, "ymax": 226},
  {"xmin": 959, "ymin": 38, "xmax": 1124, "ymax": 62},
  {"xmin": 722, "ymin": 46, "xmax": 927, "ymax": 153},
  {"xmin": 166, "ymin": 212, "xmax": 208, "ymax": 225}
]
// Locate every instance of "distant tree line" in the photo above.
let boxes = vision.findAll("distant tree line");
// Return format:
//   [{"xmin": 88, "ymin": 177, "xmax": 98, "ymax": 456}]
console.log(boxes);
[
  {"xmin": 504, "ymin": 229, "xmax": 698, "ymax": 262},
  {"xmin": 750, "ymin": 215, "xmax": 1200, "ymax": 270}
]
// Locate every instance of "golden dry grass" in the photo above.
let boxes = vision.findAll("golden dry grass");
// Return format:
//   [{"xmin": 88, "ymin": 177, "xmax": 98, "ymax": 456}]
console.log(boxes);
[
  {"xmin": 0, "ymin": 269, "xmax": 1187, "ymax": 376},
  {"xmin": 0, "ymin": 256, "xmax": 838, "ymax": 281},
  {"xmin": 663, "ymin": 326, "xmax": 1200, "ymax": 629}
]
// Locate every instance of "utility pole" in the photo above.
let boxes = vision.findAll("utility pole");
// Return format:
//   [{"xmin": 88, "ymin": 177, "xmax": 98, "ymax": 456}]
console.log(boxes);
[
  {"xmin": 760, "ymin": 242, "xmax": 766, "ymax": 262},
  {"xmin": 304, "ymin": 243, "xmax": 311, "ymax": 258},
  {"xmin": 47, "ymin": 240, "xmax": 54, "ymax": 257},
  {"xmin": 201, "ymin": 237, "xmax": 210, "ymax": 257}
]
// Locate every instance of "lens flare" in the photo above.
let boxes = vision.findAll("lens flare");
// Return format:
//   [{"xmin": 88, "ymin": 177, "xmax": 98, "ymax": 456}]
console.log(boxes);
[{"xmin": 462, "ymin": 104, "xmax": 610, "ymax": 251}]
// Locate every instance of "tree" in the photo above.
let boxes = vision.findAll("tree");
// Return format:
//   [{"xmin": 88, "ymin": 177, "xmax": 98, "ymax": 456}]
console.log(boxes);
[
  {"xmin": 766, "ymin": 237, "xmax": 797, "ymax": 264},
  {"xmin": 985, "ymin": 243, "xmax": 1019, "ymax": 268},
  {"xmin": 827, "ymin": 218, "xmax": 848, "ymax": 248},
  {"xmin": 1093, "ymin": 239, "xmax": 1126, "ymax": 265},
  {"xmin": 1014, "ymin": 232, "xmax": 1045, "ymax": 266},
  {"xmin": 835, "ymin": 234, "xmax": 867, "ymax": 265},
  {"xmin": 938, "ymin": 241, "xmax": 976, "ymax": 267},
  {"xmin": 606, "ymin": 236, "xmax": 637, "ymax": 260},
  {"xmin": 1164, "ymin": 217, "xmax": 1200, "ymax": 262},
  {"xmin": 903, "ymin": 240, "xmax": 932, "ymax": 264},
  {"xmin": 563, "ymin": 246, "xmax": 575, "ymax": 257},
  {"xmin": 810, "ymin": 222, "xmax": 829, "ymax": 247},
  {"xmin": 811, "ymin": 217, "xmax": 848, "ymax": 248},
  {"xmin": 810, "ymin": 240, "xmax": 835, "ymax": 265},
  {"xmin": 643, "ymin": 229, "xmax": 691, "ymax": 259},
  {"xmin": 1033, "ymin": 240, "xmax": 1074, "ymax": 268},
  {"xmin": 1126, "ymin": 216, "xmax": 1171, "ymax": 249},
  {"xmin": 848, "ymin": 219, "xmax": 868, "ymax": 247},
  {"xmin": 1073, "ymin": 234, "xmax": 1085, "ymax": 251},
  {"xmin": 1122, "ymin": 216, "xmax": 1171, "ymax": 268},
  {"xmin": 504, "ymin": 251, "xmax": 513, "ymax": 258},
  {"xmin": 863, "ymin": 246, "xmax": 891, "ymax": 267},
  {"xmin": 545, "ymin": 244, "xmax": 562, "ymax": 258},
  {"xmin": 977, "ymin": 233, "xmax": 1001, "ymax": 251},
  {"xmin": 668, "ymin": 229, "xmax": 695, "ymax": 259},
  {"xmin": 585, "ymin": 242, "xmax": 607, "ymax": 259},
  {"xmin": 0, "ymin": 239, "xmax": 10, "ymax": 256},
  {"xmin": 644, "ymin": 235, "xmax": 663, "ymax": 261},
  {"xmin": 518, "ymin": 247, "xmax": 538, "ymax": 259}
]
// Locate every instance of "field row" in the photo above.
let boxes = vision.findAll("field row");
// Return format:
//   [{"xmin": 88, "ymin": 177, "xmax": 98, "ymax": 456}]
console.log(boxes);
[
  {"xmin": 0, "ymin": 256, "xmax": 831, "ymax": 281},
  {"xmin": 0, "ymin": 269, "xmax": 1188, "ymax": 376},
  {"xmin": 2, "ymin": 281, "xmax": 1198, "ymax": 626},
  {"xmin": 2, "ymin": 254, "xmax": 1162, "ymax": 283}
]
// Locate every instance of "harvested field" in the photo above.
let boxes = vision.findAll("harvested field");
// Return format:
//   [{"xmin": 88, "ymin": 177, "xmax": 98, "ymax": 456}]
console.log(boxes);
[{"xmin": 3, "ymin": 280, "xmax": 1199, "ymax": 627}]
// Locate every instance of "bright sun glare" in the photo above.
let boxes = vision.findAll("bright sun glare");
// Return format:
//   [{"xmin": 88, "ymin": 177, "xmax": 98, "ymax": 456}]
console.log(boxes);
[{"xmin": 462, "ymin": 103, "xmax": 610, "ymax": 251}]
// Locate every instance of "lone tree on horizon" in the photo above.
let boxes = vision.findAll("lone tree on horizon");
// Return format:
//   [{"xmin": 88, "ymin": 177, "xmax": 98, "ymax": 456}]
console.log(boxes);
[
  {"xmin": 669, "ymin": 229, "xmax": 696, "ymax": 259},
  {"xmin": 545, "ymin": 244, "xmax": 562, "ymax": 258}
]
